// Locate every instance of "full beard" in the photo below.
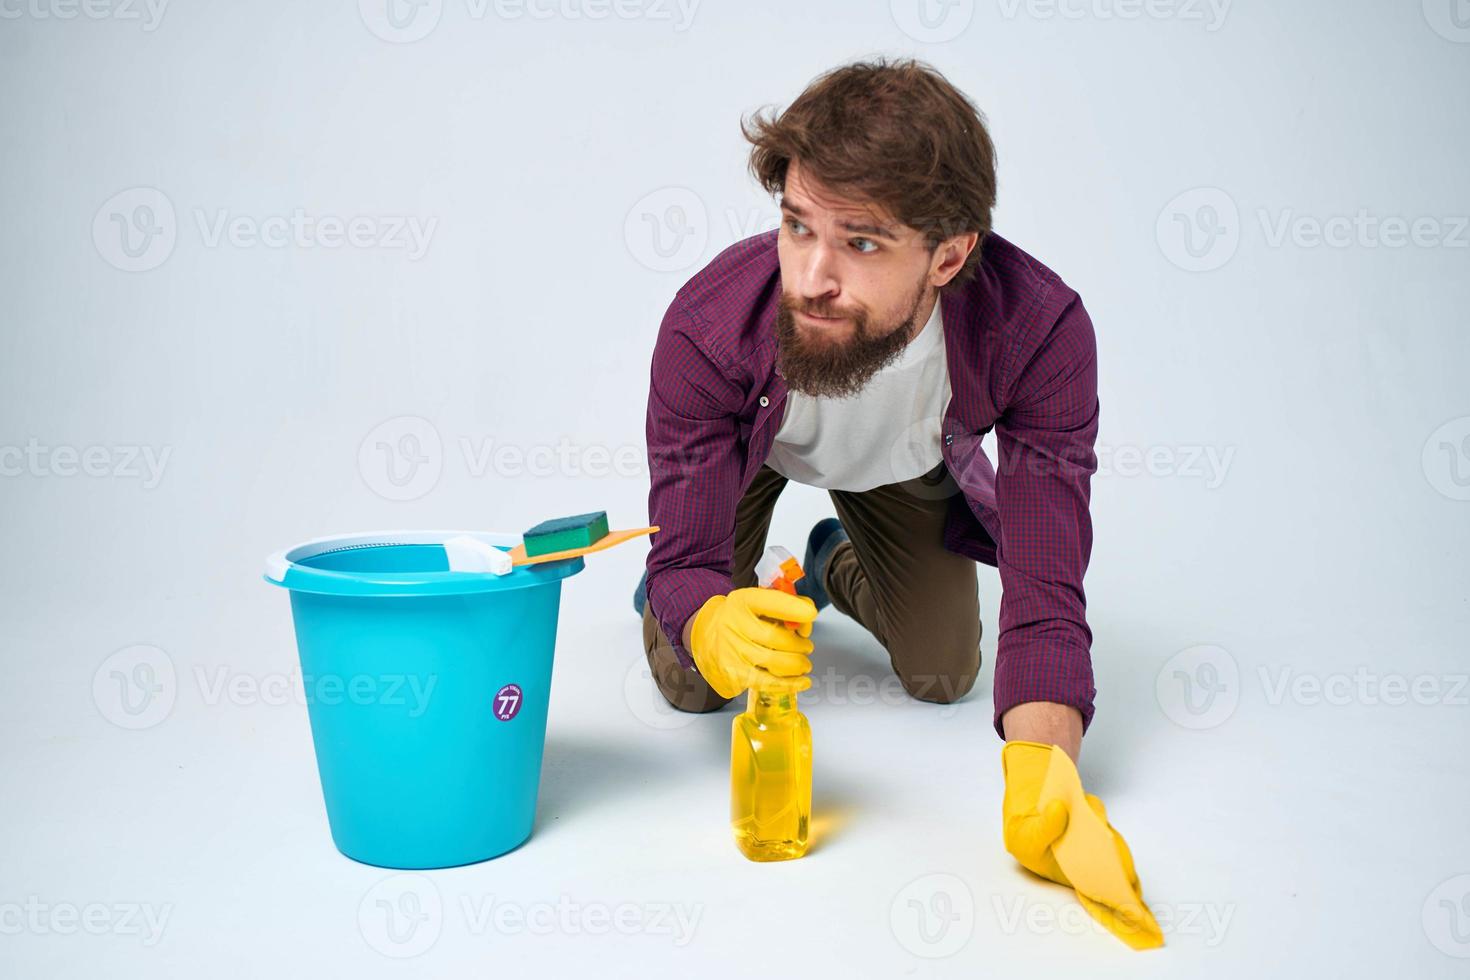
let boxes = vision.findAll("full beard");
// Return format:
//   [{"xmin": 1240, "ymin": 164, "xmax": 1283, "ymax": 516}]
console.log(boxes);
[{"xmin": 775, "ymin": 279, "xmax": 930, "ymax": 399}]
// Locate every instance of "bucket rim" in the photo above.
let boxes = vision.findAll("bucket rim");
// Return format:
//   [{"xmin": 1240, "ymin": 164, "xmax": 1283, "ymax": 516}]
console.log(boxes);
[{"xmin": 263, "ymin": 529, "xmax": 583, "ymax": 596}]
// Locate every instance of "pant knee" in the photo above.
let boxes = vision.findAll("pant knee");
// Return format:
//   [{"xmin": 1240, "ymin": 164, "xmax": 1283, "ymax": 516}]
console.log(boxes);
[
  {"xmin": 892, "ymin": 630, "xmax": 981, "ymax": 705},
  {"xmin": 898, "ymin": 668, "xmax": 977, "ymax": 705},
  {"xmin": 642, "ymin": 604, "xmax": 732, "ymax": 713},
  {"xmin": 654, "ymin": 666, "xmax": 732, "ymax": 714}
]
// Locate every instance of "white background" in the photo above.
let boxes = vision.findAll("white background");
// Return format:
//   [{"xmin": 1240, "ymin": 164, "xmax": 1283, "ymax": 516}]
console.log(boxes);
[{"xmin": 2, "ymin": 0, "xmax": 1468, "ymax": 975}]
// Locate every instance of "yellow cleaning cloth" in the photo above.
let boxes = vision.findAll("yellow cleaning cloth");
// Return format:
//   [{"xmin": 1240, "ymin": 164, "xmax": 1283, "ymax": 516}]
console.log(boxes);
[{"xmin": 1036, "ymin": 747, "xmax": 1164, "ymax": 950}]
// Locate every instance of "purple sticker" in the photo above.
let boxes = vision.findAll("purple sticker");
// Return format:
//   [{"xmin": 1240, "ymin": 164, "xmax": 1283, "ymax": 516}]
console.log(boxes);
[{"xmin": 493, "ymin": 683, "xmax": 523, "ymax": 722}]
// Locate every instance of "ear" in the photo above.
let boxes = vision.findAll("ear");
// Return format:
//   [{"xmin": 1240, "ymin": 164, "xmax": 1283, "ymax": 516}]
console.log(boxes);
[{"xmin": 929, "ymin": 231, "xmax": 979, "ymax": 288}]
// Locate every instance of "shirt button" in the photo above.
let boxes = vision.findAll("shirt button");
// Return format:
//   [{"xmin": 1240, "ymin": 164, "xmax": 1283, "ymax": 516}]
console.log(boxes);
[
  {"xmin": 944, "ymin": 434, "xmax": 954, "ymax": 446},
  {"xmin": 759, "ymin": 396, "xmax": 769, "ymax": 407}
]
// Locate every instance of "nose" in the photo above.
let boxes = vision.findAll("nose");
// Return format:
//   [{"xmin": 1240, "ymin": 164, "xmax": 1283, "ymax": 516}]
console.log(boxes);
[{"xmin": 797, "ymin": 239, "xmax": 841, "ymax": 305}]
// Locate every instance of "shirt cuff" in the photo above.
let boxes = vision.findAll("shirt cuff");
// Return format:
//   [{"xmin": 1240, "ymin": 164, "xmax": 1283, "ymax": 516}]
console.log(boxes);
[
  {"xmin": 647, "ymin": 567, "xmax": 732, "ymax": 670},
  {"xmin": 991, "ymin": 642, "xmax": 1096, "ymax": 738}
]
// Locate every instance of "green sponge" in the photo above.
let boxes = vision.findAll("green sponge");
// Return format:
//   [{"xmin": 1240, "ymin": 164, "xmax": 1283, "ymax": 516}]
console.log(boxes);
[{"xmin": 523, "ymin": 511, "xmax": 610, "ymax": 557}]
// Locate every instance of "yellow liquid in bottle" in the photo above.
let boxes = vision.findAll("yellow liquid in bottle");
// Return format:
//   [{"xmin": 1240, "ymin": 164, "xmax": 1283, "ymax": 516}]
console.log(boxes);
[{"xmin": 730, "ymin": 687, "xmax": 812, "ymax": 861}]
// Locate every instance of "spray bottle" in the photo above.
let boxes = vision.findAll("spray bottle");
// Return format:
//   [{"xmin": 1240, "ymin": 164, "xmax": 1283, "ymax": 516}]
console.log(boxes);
[{"xmin": 729, "ymin": 545, "xmax": 813, "ymax": 861}]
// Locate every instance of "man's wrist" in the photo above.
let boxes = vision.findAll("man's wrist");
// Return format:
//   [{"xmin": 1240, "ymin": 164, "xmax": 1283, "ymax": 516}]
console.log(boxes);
[{"xmin": 1001, "ymin": 701, "xmax": 1083, "ymax": 763}]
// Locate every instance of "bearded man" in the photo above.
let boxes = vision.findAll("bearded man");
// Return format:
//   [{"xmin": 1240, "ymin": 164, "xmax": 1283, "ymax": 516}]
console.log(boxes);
[{"xmin": 633, "ymin": 58, "xmax": 1152, "ymax": 944}]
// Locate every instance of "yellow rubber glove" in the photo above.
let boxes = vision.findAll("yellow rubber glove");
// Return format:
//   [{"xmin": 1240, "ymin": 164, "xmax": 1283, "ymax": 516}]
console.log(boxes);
[
  {"xmin": 1001, "ymin": 740, "xmax": 1163, "ymax": 950},
  {"xmin": 688, "ymin": 587, "xmax": 818, "ymax": 699}
]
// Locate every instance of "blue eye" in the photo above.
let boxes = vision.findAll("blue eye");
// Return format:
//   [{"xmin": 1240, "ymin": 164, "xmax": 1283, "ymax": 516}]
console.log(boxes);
[
  {"xmin": 851, "ymin": 238, "xmax": 877, "ymax": 254},
  {"xmin": 785, "ymin": 218, "xmax": 809, "ymax": 236}
]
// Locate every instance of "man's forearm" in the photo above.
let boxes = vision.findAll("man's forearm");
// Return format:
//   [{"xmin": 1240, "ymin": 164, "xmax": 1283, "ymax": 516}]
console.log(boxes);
[{"xmin": 1001, "ymin": 701, "xmax": 1083, "ymax": 763}]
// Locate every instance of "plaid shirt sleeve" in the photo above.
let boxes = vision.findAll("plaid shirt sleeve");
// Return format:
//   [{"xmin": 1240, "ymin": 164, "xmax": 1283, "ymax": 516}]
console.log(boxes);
[
  {"xmin": 644, "ymin": 300, "xmax": 743, "ymax": 669},
  {"xmin": 991, "ymin": 292, "xmax": 1100, "ymax": 735}
]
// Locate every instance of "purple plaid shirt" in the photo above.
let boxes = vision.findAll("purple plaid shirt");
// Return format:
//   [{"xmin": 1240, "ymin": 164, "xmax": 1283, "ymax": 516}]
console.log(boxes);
[{"xmin": 644, "ymin": 229, "xmax": 1099, "ymax": 735}]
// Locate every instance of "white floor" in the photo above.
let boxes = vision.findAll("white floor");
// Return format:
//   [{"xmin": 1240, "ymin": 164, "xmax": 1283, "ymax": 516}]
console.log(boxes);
[{"xmin": 4, "ymin": 558, "xmax": 1467, "ymax": 978}]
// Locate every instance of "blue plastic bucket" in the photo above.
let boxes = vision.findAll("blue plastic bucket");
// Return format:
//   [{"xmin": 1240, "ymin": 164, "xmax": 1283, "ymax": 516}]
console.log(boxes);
[{"xmin": 263, "ymin": 531, "xmax": 583, "ymax": 869}]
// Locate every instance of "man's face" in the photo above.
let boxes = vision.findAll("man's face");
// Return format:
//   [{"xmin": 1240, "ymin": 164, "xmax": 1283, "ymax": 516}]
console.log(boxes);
[{"xmin": 774, "ymin": 158, "xmax": 952, "ymax": 398}]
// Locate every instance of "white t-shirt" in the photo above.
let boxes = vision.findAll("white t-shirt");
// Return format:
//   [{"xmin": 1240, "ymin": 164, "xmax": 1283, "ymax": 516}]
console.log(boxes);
[{"xmin": 766, "ymin": 298, "xmax": 952, "ymax": 492}]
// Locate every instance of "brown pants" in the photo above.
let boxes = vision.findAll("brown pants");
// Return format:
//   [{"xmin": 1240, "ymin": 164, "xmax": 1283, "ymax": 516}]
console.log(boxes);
[{"xmin": 642, "ymin": 462, "xmax": 981, "ymax": 712}]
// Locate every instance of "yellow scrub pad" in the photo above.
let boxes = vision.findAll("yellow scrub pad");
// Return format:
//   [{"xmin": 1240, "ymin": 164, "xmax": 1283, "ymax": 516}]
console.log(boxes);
[{"xmin": 505, "ymin": 525, "xmax": 658, "ymax": 567}]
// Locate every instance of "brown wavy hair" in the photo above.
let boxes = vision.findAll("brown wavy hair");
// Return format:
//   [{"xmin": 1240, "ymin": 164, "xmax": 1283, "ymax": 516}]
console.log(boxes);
[{"xmin": 741, "ymin": 57, "xmax": 997, "ymax": 293}]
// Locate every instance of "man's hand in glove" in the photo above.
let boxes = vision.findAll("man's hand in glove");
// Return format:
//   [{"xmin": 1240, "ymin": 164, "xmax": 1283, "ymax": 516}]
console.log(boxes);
[
  {"xmin": 1001, "ymin": 739, "xmax": 1163, "ymax": 950},
  {"xmin": 1002, "ymin": 740, "xmax": 1139, "ymax": 888},
  {"xmin": 686, "ymin": 587, "xmax": 818, "ymax": 700}
]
